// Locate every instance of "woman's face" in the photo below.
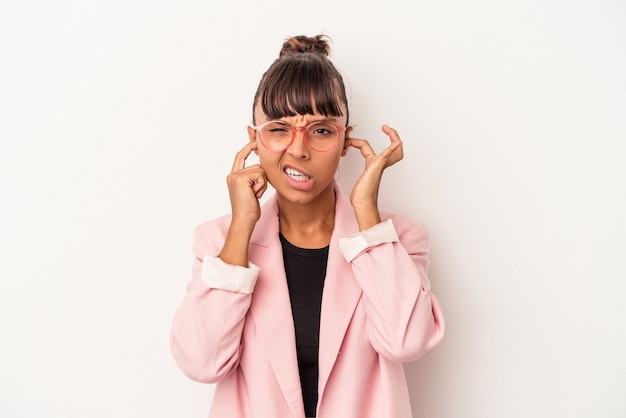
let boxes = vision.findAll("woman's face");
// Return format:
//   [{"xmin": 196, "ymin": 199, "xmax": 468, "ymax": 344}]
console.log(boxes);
[{"xmin": 248, "ymin": 104, "xmax": 350, "ymax": 207}]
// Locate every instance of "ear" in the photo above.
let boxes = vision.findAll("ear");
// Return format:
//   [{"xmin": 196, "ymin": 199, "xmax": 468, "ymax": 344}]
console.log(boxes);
[
  {"xmin": 341, "ymin": 126, "xmax": 353, "ymax": 157},
  {"xmin": 247, "ymin": 126, "xmax": 258, "ymax": 155}
]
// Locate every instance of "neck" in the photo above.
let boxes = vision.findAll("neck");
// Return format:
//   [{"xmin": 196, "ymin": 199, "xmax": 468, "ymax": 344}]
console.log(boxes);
[{"xmin": 277, "ymin": 185, "xmax": 336, "ymax": 248}]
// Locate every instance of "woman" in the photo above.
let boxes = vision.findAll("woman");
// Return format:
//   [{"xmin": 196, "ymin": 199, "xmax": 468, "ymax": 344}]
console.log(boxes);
[{"xmin": 171, "ymin": 34, "xmax": 445, "ymax": 418}]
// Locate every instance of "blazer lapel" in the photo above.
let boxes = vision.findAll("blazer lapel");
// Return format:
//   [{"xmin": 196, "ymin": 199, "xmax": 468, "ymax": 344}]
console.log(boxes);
[
  {"xmin": 248, "ymin": 195, "xmax": 304, "ymax": 417},
  {"xmin": 246, "ymin": 184, "xmax": 364, "ymax": 415},
  {"xmin": 317, "ymin": 183, "xmax": 363, "ymax": 401}
]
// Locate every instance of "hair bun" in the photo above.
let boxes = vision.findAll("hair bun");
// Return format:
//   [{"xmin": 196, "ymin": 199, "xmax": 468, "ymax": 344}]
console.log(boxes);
[{"xmin": 279, "ymin": 34, "xmax": 331, "ymax": 57}]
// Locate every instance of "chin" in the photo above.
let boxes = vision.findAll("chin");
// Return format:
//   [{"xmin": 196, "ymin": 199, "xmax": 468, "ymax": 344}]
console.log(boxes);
[{"xmin": 278, "ymin": 181, "xmax": 335, "ymax": 206}]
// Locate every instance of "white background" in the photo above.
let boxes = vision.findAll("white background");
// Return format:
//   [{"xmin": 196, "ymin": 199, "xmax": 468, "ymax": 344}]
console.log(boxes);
[{"xmin": 1, "ymin": 0, "xmax": 625, "ymax": 417}]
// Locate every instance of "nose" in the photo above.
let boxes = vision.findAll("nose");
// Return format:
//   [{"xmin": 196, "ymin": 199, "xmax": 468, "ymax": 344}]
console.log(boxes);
[{"xmin": 286, "ymin": 126, "xmax": 310, "ymax": 158}]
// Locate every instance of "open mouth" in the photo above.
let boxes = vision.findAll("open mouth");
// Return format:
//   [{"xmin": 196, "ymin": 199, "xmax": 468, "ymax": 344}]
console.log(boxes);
[{"xmin": 284, "ymin": 167, "xmax": 310, "ymax": 182}]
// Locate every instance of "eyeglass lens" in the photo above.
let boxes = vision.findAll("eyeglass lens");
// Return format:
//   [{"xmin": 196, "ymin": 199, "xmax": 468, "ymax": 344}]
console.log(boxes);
[{"xmin": 260, "ymin": 122, "xmax": 340, "ymax": 151}]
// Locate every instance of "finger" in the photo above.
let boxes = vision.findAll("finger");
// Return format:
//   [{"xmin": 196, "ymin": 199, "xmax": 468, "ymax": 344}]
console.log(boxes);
[
  {"xmin": 381, "ymin": 125, "xmax": 402, "ymax": 146},
  {"xmin": 251, "ymin": 172, "xmax": 268, "ymax": 199},
  {"xmin": 346, "ymin": 136, "xmax": 401, "ymax": 167},
  {"xmin": 254, "ymin": 181, "xmax": 267, "ymax": 199},
  {"xmin": 379, "ymin": 125, "xmax": 404, "ymax": 159},
  {"xmin": 231, "ymin": 143, "xmax": 254, "ymax": 173},
  {"xmin": 381, "ymin": 124, "xmax": 400, "ymax": 137},
  {"xmin": 344, "ymin": 137, "xmax": 377, "ymax": 159}
]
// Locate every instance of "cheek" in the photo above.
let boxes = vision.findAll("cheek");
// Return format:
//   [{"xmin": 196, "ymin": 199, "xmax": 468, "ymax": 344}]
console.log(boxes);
[
  {"xmin": 321, "ymin": 153, "xmax": 342, "ymax": 175},
  {"xmin": 257, "ymin": 151, "xmax": 282, "ymax": 176}
]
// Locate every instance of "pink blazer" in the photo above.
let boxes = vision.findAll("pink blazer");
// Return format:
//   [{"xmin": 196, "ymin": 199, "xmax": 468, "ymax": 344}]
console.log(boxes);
[{"xmin": 171, "ymin": 183, "xmax": 445, "ymax": 418}]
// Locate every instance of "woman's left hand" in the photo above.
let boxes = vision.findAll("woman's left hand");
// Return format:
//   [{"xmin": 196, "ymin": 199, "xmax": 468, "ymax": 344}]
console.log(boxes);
[{"xmin": 343, "ymin": 124, "xmax": 404, "ymax": 230}]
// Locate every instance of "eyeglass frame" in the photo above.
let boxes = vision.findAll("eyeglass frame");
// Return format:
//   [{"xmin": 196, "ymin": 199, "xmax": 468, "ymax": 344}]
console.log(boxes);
[{"xmin": 252, "ymin": 120, "xmax": 348, "ymax": 152}]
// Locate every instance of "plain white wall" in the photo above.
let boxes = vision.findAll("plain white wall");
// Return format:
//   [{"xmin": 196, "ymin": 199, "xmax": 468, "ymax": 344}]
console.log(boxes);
[{"xmin": 1, "ymin": 0, "xmax": 625, "ymax": 417}]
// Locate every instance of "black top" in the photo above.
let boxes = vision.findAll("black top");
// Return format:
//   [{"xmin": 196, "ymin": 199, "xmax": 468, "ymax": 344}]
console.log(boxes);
[{"xmin": 280, "ymin": 233, "xmax": 329, "ymax": 418}]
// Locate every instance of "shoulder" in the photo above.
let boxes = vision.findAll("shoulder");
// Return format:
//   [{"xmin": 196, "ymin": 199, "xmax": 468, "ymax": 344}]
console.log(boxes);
[
  {"xmin": 190, "ymin": 195, "xmax": 279, "ymax": 256},
  {"xmin": 194, "ymin": 214, "xmax": 232, "ymax": 236},
  {"xmin": 380, "ymin": 211, "xmax": 430, "ymax": 253},
  {"xmin": 191, "ymin": 214, "xmax": 233, "ymax": 256},
  {"xmin": 380, "ymin": 211, "xmax": 429, "ymax": 236}
]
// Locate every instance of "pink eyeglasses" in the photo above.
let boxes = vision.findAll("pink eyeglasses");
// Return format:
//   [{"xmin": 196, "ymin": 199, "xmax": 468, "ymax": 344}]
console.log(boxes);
[{"xmin": 253, "ymin": 120, "xmax": 348, "ymax": 152}]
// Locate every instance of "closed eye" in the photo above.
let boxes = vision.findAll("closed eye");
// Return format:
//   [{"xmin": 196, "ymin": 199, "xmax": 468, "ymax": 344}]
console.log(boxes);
[{"xmin": 265, "ymin": 123, "xmax": 290, "ymax": 134}]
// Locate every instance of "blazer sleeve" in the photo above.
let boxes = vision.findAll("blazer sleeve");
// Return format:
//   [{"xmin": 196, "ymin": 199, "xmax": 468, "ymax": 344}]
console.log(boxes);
[
  {"xmin": 170, "ymin": 222, "xmax": 257, "ymax": 383},
  {"xmin": 341, "ymin": 215, "xmax": 445, "ymax": 362}
]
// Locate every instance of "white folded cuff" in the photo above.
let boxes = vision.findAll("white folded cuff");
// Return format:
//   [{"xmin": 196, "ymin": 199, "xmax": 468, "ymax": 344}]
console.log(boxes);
[
  {"xmin": 200, "ymin": 254, "xmax": 260, "ymax": 294},
  {"xmin": 338, "ymin": 218, "xmax": 400, "ymax": 263}
]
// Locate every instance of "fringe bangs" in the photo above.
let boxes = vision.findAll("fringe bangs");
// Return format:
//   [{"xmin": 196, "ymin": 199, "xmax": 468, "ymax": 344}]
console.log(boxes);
[{"xmin": 255, "ymin": 55, "xmax": 347, "ymax": 122}]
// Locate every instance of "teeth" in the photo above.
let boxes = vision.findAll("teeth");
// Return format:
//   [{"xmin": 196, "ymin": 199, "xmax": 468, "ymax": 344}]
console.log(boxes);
[{"xmin": 285, "ymin": 168, "xmax": 310, "ymax": 181}]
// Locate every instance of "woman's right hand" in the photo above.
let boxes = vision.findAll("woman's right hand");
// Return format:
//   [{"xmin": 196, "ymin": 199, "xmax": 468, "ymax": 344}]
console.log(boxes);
[
  {"xmin": 226, "ymin": 141, "xmax": 268, "ymax": 230},
  {"xmin": 219, "ymin": 142, "xmax": 267, "ymax": 267}
]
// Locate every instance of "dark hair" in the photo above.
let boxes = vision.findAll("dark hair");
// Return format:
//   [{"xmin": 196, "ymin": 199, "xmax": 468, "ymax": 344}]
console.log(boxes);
[{"xmin": 252, "ymin": 35, "xmax": 349, "ymax": 125}]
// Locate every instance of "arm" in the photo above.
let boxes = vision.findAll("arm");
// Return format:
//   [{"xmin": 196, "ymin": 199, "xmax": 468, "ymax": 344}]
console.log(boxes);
[
  {"xmin": 171, "ymin": 141, "xmax": 268, "ymax": 382},
  {"xmin": 340, "ymin": 216, "xmax": 445, "ymax": 362},
  {"xmin": 170, "ymin": 224, "xmax": 259, "ymax": 383},
  {"xmin": 342, "ymin": 126, "xmax": 444, "ymax": 361}
]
